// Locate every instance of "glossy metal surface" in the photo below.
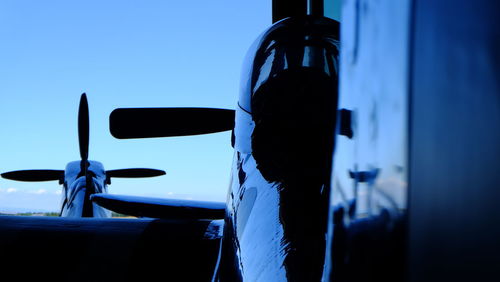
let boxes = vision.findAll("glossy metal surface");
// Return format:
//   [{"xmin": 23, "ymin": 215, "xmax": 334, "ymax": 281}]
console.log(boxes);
[
  {"xmin": 60, "ymin": 160, "xmax": 111, "ymax": 217},
  {"xmin": 216, "ymin": 16, "xmax": 340, "ymax": 281},
  {"xmin": 324, "ymin": 1, "xmax": 411, "ymax": 281}
]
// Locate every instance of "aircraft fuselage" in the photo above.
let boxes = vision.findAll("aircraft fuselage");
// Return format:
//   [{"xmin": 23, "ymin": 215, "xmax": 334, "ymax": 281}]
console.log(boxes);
[
  {"xmin": 60, "ymin": 160, "xmax": 111, "ymax": 217},
  {"xmin": 216, "ymin": 15, "xmax": 340, "ymax": 281}
]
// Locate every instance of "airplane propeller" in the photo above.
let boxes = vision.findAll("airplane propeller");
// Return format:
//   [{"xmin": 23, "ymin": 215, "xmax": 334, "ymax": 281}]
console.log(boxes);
[
  {"xmin": 1, "ymin": 169, "xmax": 64, "ymax": 182},
  {"xmin": 109, "ymin": 107, "xmax": 235, "ymax": 139},
  {"xmin": 1, "ymin": 93, "xmax": 166, "ymax": 183},
  {"xmin": 106, "ymin": 168, "xmax": 166, "ymax": 178}
]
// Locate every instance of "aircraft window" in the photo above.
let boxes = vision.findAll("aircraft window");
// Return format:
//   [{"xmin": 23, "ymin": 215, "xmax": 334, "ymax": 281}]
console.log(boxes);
[{"xmin": 0, "ymin": 0, "xmax": 271, "ymax": 216}]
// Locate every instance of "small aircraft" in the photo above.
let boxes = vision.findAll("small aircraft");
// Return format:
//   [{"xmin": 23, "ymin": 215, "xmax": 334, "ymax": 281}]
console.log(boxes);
[{"xmin": 0, "ymin": 94, "xmax": 166, "ymax": 217}]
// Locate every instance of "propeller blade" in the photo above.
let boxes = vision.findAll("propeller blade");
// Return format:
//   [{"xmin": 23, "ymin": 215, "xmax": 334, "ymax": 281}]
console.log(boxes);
[
  {"xmin": 78, "ymin": 93, "xmax": 90, "ymax": 161},
  {"xmin": 109, "ymin": 107, "xmax": 235, "ymax": 139},
  {"xmin": 1, "ymin": 170, "xmax": 64, "ymax": 182},
  {"xmin": 106, "ymin": 168, "xmax": 166, "ymax": 178}
]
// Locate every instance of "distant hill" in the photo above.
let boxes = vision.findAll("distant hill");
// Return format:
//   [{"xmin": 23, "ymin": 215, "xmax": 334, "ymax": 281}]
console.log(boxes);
[
  {"xmin": 0, "ymin": 206, "xmax": 58, "ymax": 215},
  {"xmin": 0, "ymin": 209, "xmax": 132, "ymax": 218},
  {"xmin": 0, "ymin": 211, "xmax": 59, "ymax": 216}
]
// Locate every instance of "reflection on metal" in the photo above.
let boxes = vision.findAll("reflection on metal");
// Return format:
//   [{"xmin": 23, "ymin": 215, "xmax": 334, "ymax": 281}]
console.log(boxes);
[
  {"xmin": 61, "ymin": 160, "xmax": 109, "ymax": 217},
  {"xmin": 205, "ymin": 219, "xmax": 225, "ymax": 240},
  {"xmin": 216, "ymin": 16, "xmax": 340, "ymax": 281},
  {"xmin": 324, "ymin": 0, "xmax": 411, "ymax": 281}
]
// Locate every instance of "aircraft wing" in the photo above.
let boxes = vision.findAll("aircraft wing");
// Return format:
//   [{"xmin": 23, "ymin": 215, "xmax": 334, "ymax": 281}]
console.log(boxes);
[
  {"xmin": 0, "ymin": 215, "xmax": 222, "ymax": 281},
  {"xmin": 91, "ymin": 193, "xmax": 226, "ymax": 219}
]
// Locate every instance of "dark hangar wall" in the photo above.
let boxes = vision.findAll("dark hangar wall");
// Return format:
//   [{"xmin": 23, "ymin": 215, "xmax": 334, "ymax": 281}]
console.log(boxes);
[{"xmin": 408, "ymin": 1, "xmax": 500, "ymax": 281}]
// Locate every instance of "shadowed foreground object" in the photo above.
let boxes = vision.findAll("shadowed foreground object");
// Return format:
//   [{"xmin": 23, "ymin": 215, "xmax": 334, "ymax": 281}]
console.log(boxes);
[{"xmin": 0, "ymin": 216, "xmax": 221, "ymax": 281}]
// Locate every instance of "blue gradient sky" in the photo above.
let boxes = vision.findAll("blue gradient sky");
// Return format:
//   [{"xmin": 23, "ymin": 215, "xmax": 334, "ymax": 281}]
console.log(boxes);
[{"xmin": 0, "ymin": 0, "xmax": 271, "ymax": 212}]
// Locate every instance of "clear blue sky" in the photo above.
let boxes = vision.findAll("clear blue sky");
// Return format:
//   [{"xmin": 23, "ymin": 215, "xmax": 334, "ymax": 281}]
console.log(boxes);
[{"xmin": 0, "ymin": 0, "xmax": 271, "ymax": 212}]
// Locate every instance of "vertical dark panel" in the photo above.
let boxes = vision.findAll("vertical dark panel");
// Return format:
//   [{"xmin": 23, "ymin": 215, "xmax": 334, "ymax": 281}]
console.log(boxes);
[
  {"xmin": 272, "ymin": 0, "xmax": 307, "ymax": 23},
  {"xmin": 409, "ymin": 1, "xmax": 500, "ymax": 281},
  {"xmin": 309, "ymin": 0, "xmax": 324, "ymax": 17}
]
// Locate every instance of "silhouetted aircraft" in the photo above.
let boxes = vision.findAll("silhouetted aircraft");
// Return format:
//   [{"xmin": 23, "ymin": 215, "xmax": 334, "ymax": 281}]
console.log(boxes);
[
  {"xmin": 96, "ymin": 7, "xmax": 341, "ymax": 281},
  {"xmin": 0, "ymin": 1, "xmax": 499, "ymax": 281},
  {"xmin": 0, "ymin": 94, "xmax": 166, "ymax": 217}
]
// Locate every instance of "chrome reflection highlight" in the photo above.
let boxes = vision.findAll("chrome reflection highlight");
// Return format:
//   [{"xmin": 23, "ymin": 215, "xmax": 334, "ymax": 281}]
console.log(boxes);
[{"xmin": 216, "ymin": 16, "xmax": 340, "ymax": 281}]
